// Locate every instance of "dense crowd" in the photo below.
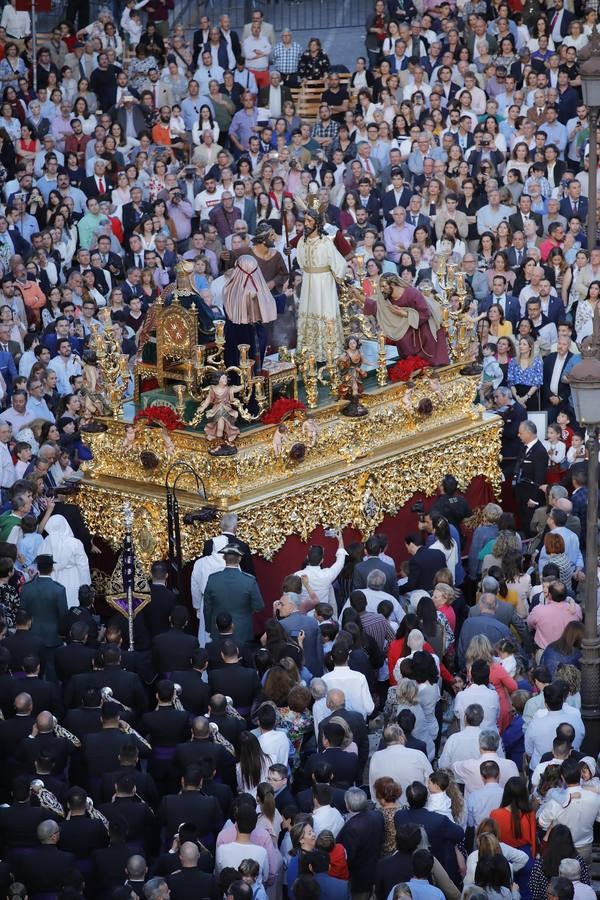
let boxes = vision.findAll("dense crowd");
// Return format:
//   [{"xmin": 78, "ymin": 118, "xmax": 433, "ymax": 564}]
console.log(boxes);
[{"xmin": 0, "ymin": 0, "xmax": 594, "ymax": 899}]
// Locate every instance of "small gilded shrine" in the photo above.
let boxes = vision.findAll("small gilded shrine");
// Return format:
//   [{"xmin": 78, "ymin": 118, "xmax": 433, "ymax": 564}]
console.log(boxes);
[{"xmin": 78, "ymin": 258, "xmax": 502, "ymax": 565}]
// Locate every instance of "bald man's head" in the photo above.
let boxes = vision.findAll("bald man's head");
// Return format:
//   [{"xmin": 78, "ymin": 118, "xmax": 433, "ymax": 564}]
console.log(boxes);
[
  {"xmin": 126, "ymin": 855, "xmax": 148, "ymax": 880},
  {"xmin": 37, "ymin": 820, "xmax": 60, "ymax": 844},
  {"xmin": 179, "ymin": 841, "xmax": 200, "ymax": 867},
  {"xmin": 192, "ymin": 716, "xmax": 210, "ymax": 739},
  {"xmin": 36, "ymin": 711, "xmax": 54, "ymax": 733},
  {"xmin": 555, "ymin": 497, "xmax": 573, "ymax": 515},
  {"xmin": 14, "ymin": 692, "xmax": 32, "ymax": 715},
  {"xmin": 326, "ymin": 689, "xmax": 345, "ymax": 711}
]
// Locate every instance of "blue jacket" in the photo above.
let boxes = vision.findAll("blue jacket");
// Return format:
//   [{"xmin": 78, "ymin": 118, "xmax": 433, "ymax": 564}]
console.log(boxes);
[
  {"xmin": 502, "ymin": 713, "xmax": 525, "ymax": 770},
  {"xmin": 0, "ymin": 349, "xmax": 17, "ymax": 396}
]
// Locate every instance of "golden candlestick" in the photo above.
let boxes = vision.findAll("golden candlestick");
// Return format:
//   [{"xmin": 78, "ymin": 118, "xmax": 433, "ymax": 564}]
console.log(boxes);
[
  {"xmin": 356, "ymin": 254, "xmax": 366, "ymax": 278},
  {"xmin": 173, "ymin": 383, "xmax": 187, "ymax": 420},
  {"xmin": 322, "ymin": 325, "xmax": 340, "ymax": 398},
  {"xmin": 303, "ymin": 353, "xmax": 318, "ymax": 409},
  {"xmin": 376, "ymin": 333, "xmax": 388, "ymax": 387}
]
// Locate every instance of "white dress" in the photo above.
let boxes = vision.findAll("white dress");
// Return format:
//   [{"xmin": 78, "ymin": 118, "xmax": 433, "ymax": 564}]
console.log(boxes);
[
  {"xmin": 296, "ymin": 233, "xmax": 348, "ymax": 360},
  {"xmin": 40, "ymin": 514, "xmax": 91, "ymax": 609},
  {"xmin": 190, "ymin": 534, "xmax": 227, "ymax": 645}
]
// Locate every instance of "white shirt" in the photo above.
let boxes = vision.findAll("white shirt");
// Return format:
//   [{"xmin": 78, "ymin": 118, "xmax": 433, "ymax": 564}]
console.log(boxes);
[
  {"xmin": 439, "ymin": 726, "xmax": 488, "ymax": 769},
  {"xmin": 368, "ymin": 744, "xmax": 432, "ymax": 798},
  {"xmin": 0, "ymin": 441, "xmax": 15, "ymax": 488},
  {"xmin": 322, "ymin": 665, "xmax": 374, "ymax": 719},
  {"xmin": 454, "ymin": 684, "xmax": 500, "ymax": 732},
  {"xmin": 342, "ymin": 588, "xmax": 404, "ymax": 625},
  {"xmin": 524, "ymin": 706, "xmax": 585, "ymax": 769},
  {"xmin": 258, "ymin": 729, "xmax": 290, "ymax": 766},
  {"xmin": 453, "ymin": 752, "xmax": 519, "ymax": 796},
  {"xmin": 194, "ymin": 186, "xmax": 224, "ymax": 218},
  {"xmin": 295, "ymin": 548, "xmax": 348, "ymax": 605},
  {"xmin": 312, "ymin": 803, "xmax": 345, "ymax": 838},
  {"xmin": 537, "ymin": 785, "xmax": 600, "ymax": 847},
  {"xmin": 48, "ymin": 355, "xmax": 82, "ymax": 395},
  {"xmin": 242, "ymin": 34, "xmax": 272, "ymax": 71},
  {"xmin": 0, "ymin": 5, "xmax": 30, "ymax": 37},
  {"xmin": 215, "ymin": 841, "xmax": 269, "ymax": 883}
]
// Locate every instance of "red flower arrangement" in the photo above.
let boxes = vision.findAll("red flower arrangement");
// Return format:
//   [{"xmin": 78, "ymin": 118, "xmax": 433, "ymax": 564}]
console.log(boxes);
[
  {"xmin": 133, "ymin": 405, "xmax": 184, "ymax": 432},
  {"xmin": 388, "ymin": 356, "xmax": 428, "ymax": 383},
  {"xmin": 261, "ymin": 397, "xmax": 306, "ymax": 425}
]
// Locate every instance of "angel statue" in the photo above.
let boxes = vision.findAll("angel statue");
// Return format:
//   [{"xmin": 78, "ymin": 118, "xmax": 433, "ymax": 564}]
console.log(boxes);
[
  {"xmin": 337, "ymin": 335, "xmax": 368, "ymax": 417},
  {"xmin": 198, "ymin": 372, "xmax": 244, "ymax": 456}
]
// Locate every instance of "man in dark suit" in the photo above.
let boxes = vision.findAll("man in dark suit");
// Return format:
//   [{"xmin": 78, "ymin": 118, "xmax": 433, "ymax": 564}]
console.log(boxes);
[
  {"xmin": 122, "ymin": 187, "xmax": 152, "ymax": 241},
  {"xmin": 202, "ymin": 513, "xmax": 255, "ymax": 575},
  {"xmin": 80, "ymin": 158, "xmax": 111, "ymax": 200},
  {"xmin": 207, "ymin": 639, "xmax": 261, "ymax": 716},
  {"xmin": 560, "ymin": 183, "xmax": 588, "ymax": 221},
  {"xmin": 152, "ymin": 606, "xmax": 199, "ymax": 675},
  {"xmin": 141, "ymin": 679, "xmax": 189, "ymax": 792},
  {"xmin": 404, "ymin": 536, "xmax": 446, "ymax": 593},
  {"xmin": 375, "ymin": 825, "xmax": 421, "ymax": 900},
  {"xmin": 91, "ymin": 818, "xmax": 132, "ymax": 896},
  {"xmin": 87, "ymin": 644, "xmax": 148, "ymax": 717},
  {"xmin": 144, "ymin": 561, "xmax": 179, "ymax": 638},
  {"xmin": 514, "ymin": 419, "xmax": 549, "ymax": 535},
  {"xmin": 54, "ymin": 621, "xmax": 95, "ymax": 683},
  {"xmin": 394, "ymin": 781, "xmax": 464, "ymax": 883},
  {"xmin": 296, "ymin": 758, "xmax": 348, "ymax": 815},
  {"xmin": 15, "ymin": 655, "xmax": 62, "ymax": 716},
  {"xmin": 493, "ymin": 386, "xmax": 528, "ymax": 478},
  {"xmin": 353, "ymin": 535, "xmax": 398, "ymax": 597},
  {"xmin": 509, "ymin": 194, "xmax": 544, "ymax": 237},
  {"xmin": 99, "ymin": 741, "xmax": 159, "ymax": 809},
  {"xmin": 167, "ymin": 841, "xmax": 219, "ymax": 899},
  {"xmin": 173, "ymin": 717, "xmax": 236, "ymax": 791},
  {"xmin": 205, "ymin": 613, "xmax": 254, "ymax": 670},
  {"xmin": 0, "ymin": 777, "xmax": 60, "ymax": 851},
  {"xmin": 3, "ymin": 609, "xmax": 44, "ymax": 672},
  {"xmin": 58, "ymin": 785, "xmax": 108, "ymax": 861},
  {"xmin": 14, "ymin": 819, "xmax": 76, "ymax": 893},
  {"xmin": 317, "ymin": 689, "xmax": 369, "ymax": 773},
  {"xmin": 571, "ymin": 469, "xmax": 588, "ymax": 545},
  {"xmin": 96, "ymin": 234, "xmax": 125, "ymax": 282},
  {"xmin": 83, "ymin": 701, "xmax": 149, "ymax": 789},
  {"xmin": 172, "ymin": 650, "xmax": 211, "ymax": 716},
  {"xmin": 505, "ymin": 232, "xmax": 529, "ymax": 271},
  {"xmin": 62, "ymin": 687, "xmax": 103, "ymax": 743},
  {"xmin": 0, "ymin": 347, "xmax": 17, "ymax": 397},
  {"xmin": 258, "ymin": 69, "xmax": 292, "ymax": 113},
  {"xmin": 159, "ymin": 764, "xmax": 224, "ymax": 850},
  {"xmin": 304, "ymin": 722, "xmax": 360, "ymax": 789},
  {"xmin": 338, "ymin": 788, "xmax": 385, "ymax": 900},
  {"xmin": 15, "ymin": 709, "xmax": 72, "ymax": 775},
  {"xmin": 97, "ymin": 773, "xmax": 158, "ymax": 857},
  {"xmin": 542, "ymin": 336, "xmax": 577, "ymax": 419},
  {"xmin": 478, "ymin": 275, "xmax": 521, "ymax": 328}
]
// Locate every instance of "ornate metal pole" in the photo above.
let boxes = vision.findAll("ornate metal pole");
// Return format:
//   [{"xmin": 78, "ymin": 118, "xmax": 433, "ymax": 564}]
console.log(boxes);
[
  {"xmin": 588, "ymin": 107, "xmax": 598, "ymax": 252},
  {"xmin": 581, "ymin": 425, "xmax": 600, "ymax": 716}
]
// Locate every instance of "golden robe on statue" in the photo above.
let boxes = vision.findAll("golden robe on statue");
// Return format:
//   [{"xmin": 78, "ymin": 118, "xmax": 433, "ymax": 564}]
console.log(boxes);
[{"xmin": 296, "ymin": 233, "xmax": 347, "ymax": 360}]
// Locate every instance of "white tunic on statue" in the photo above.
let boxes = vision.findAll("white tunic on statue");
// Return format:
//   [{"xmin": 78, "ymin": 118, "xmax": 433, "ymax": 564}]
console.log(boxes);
[
  {"xmin": 40, "ymin": 514, "xmax": 91, "ymax": 609},
  {"xmin": 190, "ymin": 534, "xmax": 228, "ymax": 645},
  {"xmin": 296, "ymin": 232, "xmax": 348, "ymax": 361}
]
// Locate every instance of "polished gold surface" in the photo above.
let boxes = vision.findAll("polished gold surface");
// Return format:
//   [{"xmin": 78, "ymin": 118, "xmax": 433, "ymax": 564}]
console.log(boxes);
[{"xmin": 77, "ymin": 366, "xmax": 501, "ymax": 561}]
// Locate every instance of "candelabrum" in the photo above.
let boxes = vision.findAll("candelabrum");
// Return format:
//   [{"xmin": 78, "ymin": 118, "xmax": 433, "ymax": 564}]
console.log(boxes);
[
  {"xmin": 317, "ymin": 320, "xmax": 342, "ymax": 399},
  {"xmin": 435, "ymin": 258, "xmax": 481, "ymax": 371},
  {"xmin": 89, "ymin": 314, "xmax": 129, "ymax": 417},
  {"xmin": 298, "ymin": 346, "xmax": 319, "ymax": 408},
  {"xmin": 376, "ymin": 333, "xmax": 389, "ymax": 387}
]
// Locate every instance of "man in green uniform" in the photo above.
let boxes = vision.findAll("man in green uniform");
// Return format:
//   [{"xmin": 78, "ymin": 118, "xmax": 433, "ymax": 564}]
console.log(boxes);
[{"xmin": 203, "ymin": 545, "xmax": 263, "ymax": 644}]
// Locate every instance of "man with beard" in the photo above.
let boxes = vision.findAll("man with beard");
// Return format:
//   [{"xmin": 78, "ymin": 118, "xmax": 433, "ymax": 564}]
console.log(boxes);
[
  {"xmin": 152, "ymin": 106, "xmax": 186, "ymax": 159},
  {"xmin": 296, "ymin": 209, "xmax": 348, "ymax": 362}
]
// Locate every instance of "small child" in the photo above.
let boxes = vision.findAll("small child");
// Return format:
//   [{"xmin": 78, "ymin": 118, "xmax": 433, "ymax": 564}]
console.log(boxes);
[
  {"xmin": 426, "ymin": 770, "xmax": 466, "ymax": 875},
  {"xmin": 544, "ymin": 423, "xmax": 566, "ymax": 484},
  {"xmin": 580, "ymin": 757, "xmax": 600, "ymax": 793},
  {"xmin": 556, "ymin": 406, "xmax": 574, "ymax": 449},
  {"xmin": 314, "ymin": 603, "xmax": 335, "ymax": 626},
  {"xmin": 315, "ymin": 829, "xmax": 349, "ymax": 881},
  {"xmin": 16, "ymin": 514, "xmax": 43, "ymax": 580},
  {"xmin": 238, "ymin": 858, "xmax": 268, "ymax": 900},
  {"xmin": 496, "ymin": 637, "xmax": 517, "ymax": 677},
  {"xmin": 478, "ymin": 343, "xmax": 503, "ymax": 405},
  {"xmin": 14, "ymin": 441, "xmax": 32, "ymax": 479},
  {"xmin": 320, "ymin": 621, "xmax": 338, "ymax": 654},
  {"xmin": 567, "ymin": 431, "xmax": 587, "ymax": 466}
]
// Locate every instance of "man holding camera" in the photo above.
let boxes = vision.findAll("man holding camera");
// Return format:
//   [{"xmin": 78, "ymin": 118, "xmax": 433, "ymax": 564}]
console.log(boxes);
[{"xmin": 167, "ymin": 188, "xmax": 193, "ymax": 252}]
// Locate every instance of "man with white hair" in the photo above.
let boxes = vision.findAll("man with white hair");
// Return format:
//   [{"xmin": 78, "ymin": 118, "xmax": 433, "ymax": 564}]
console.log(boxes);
[
  {"xmin": 201, "ymin": 512, "xmax": 254, "ymax": 575},
  {"xmin": 273, "ymin": 591, "xmax": 323, "ymax": 676},
  {"xmin": 452, "ymin": 729, "xmax": 519, "ymax": 796},
  {"xmin": 342, "ymin": 569, "xmax": 404, "ymax": 624},
  {"xmin": 369, "ymin": 724, "xmax": 432, "ymax": 798},
  {"xmin": 558, "ymin": 858, "xmax": 595, "ymax": 900},
  {"xmin": 317, "ymin": 688, "xmax": 370, "ymax": 773},
  {"xmin": 439, "ymin": 704, "xmax": 504, "ymax": 768},
  {"xmin": 310, "ymin": 677, "xmax": 328, "ymax": 737}
]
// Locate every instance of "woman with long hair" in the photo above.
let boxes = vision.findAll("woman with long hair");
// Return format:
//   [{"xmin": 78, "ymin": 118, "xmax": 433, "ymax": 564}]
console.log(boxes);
[
  {"xmin": 475, "ymin": 853, "xmax": 519, "ymax": 900},
  {"xmin": 465, "ymin": 820, "xmax": 529, "ymax": 886},
  {"xmin": 490, "ymin": 777, "xmax": 536, "ymax": 898},
  {"xmin": 528, "ymin": 824, "xmax": 589, "ymax": 900},
  {"xmin": 410, "ymin": 649, "xmax": 442, "ymax": 752},
  {"xmin": 287, "ymin": 821, "xmax": 317, "ymax": 886},
  {"xmin": 256, "ymin": 781, "xmax": 282, "ymax": 846},
  {"xmin": 540, "ymin": 621, "xmax": 584, "ymax": 677},
  {"xmin": 236, "ymin": 731, "xmax": 272, "ymax": 797},
  {"xmin": 464, "ymin": 634, "xmax": 518, "ymax": 731},
  {"xmin": 507, "ymin": 335, "xmax": 542, "ymax": 411}
]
